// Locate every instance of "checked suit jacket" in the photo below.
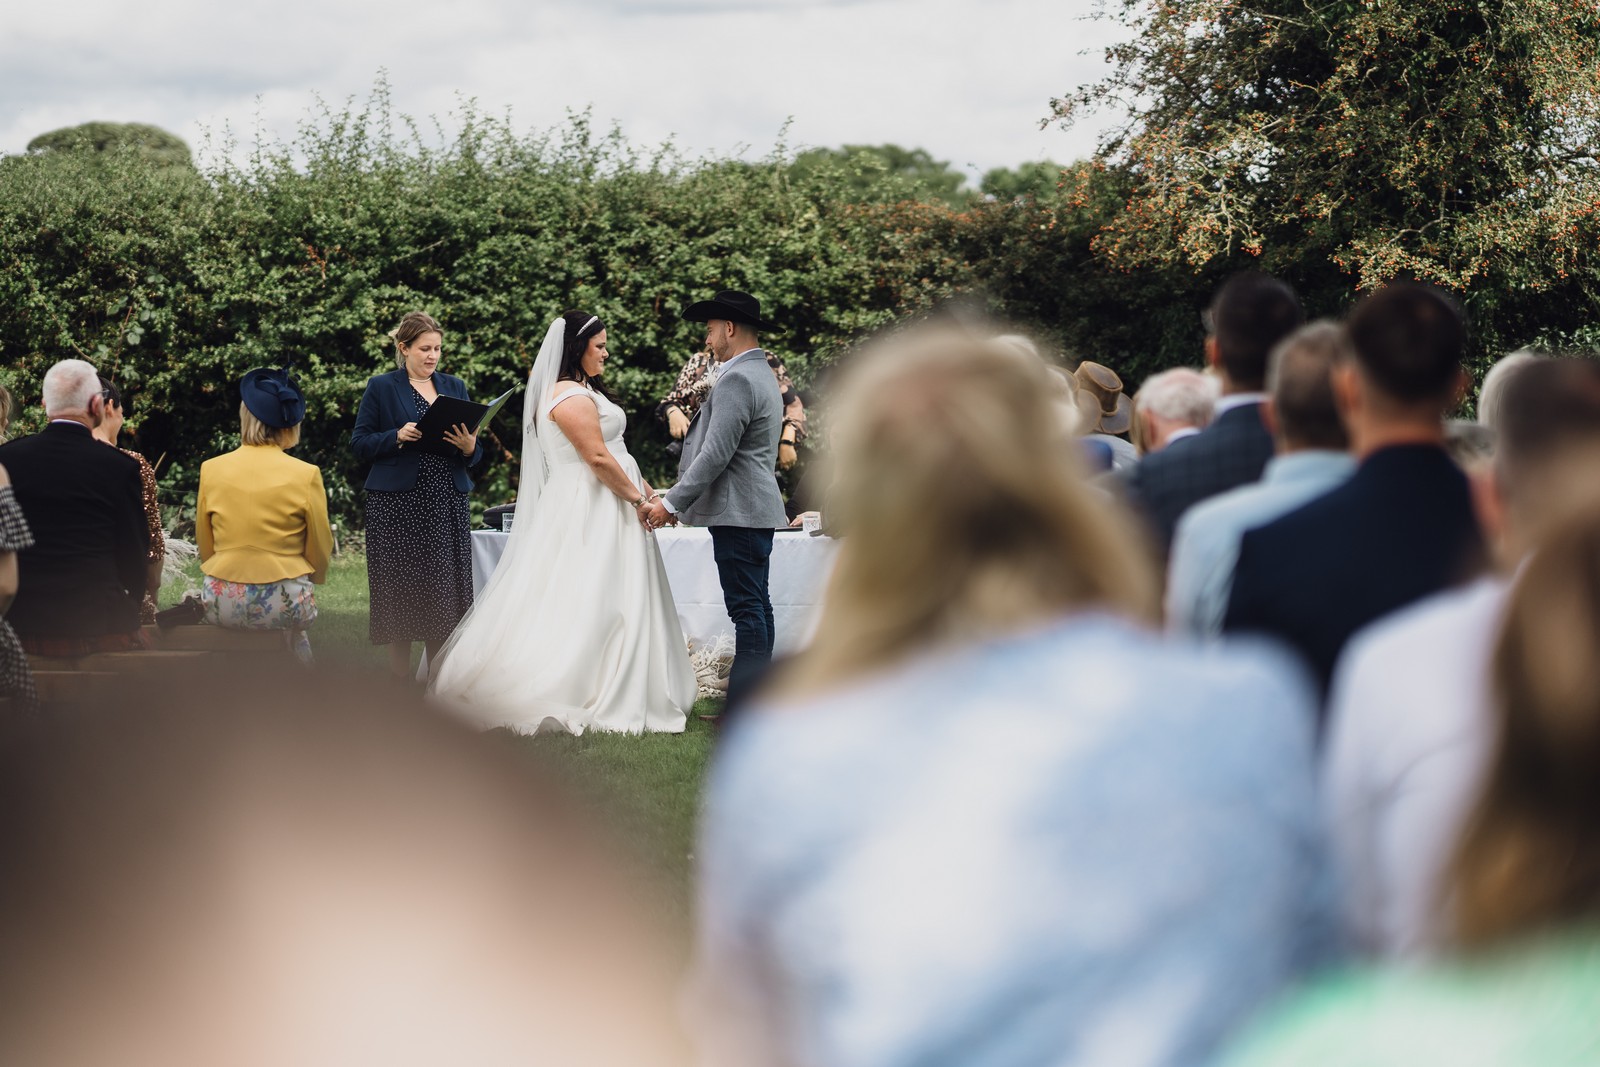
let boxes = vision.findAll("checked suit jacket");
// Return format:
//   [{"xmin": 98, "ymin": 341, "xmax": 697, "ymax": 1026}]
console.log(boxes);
[
  {"xmin": 1121, "ymin": 402, "xmax": 1276, "ymax": 557},
  {"xmin": 1223, "ymin": 443, "xmax": 1485, "ymax": 704}
]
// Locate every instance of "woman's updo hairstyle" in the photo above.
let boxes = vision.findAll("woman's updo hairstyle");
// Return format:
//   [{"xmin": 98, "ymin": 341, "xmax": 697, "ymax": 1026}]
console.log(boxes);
[
  {"xmin": 557, "ymin": 310, "xmax": 615, "ymax": 400},
  {"xmin": 390, "ymin": 311, "xmax": 443, "ymax": 369}
]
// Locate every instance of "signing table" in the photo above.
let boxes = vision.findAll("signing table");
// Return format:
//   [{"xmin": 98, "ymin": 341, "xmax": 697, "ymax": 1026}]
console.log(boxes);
[{"xmin": 470, "ymin": 527, "xmax": 839, "ymax": 655}]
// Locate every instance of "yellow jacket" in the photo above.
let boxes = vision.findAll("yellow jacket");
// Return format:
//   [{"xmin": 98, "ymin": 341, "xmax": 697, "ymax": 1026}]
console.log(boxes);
[{"xmin": 196, "ymin": 445, "xmax": 333, "ymax": 584}]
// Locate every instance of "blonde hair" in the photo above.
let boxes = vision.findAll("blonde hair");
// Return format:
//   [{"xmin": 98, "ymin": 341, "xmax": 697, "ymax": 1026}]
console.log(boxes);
[
  {"xmin": 0, "ymin": 383, "xmax": 12, "ymax": 442},
  {"xmin": 772, "ymin": 325, "xmax": 1157, "ymax": 699},
  {"xmin": 390, "ymin": 311, "xmax": 442, "ymax": 369},
  {"xmin": 1450, "ymin": 497, "xmax": 1600, "ymax": 948},
  {"xmin": 239, "ymin": 402, "xmax": 301, "ymax": 448}
]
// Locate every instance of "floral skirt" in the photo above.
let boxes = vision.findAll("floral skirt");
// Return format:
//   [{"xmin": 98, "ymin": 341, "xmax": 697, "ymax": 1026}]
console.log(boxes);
[{"xmin": 201, "ymin": 575, "xmax": 317, "ymax": 664}]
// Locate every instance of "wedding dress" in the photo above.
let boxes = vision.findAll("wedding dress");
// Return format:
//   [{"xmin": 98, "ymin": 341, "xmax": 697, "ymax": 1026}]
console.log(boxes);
[{"xmin": 429, "ymin": 318, "xmax": 696, "ymax": 735}]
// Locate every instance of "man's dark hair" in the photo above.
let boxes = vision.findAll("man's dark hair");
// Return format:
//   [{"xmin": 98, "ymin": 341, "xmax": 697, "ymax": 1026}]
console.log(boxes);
[
  {"xmin": 1496, "ymin": 357, "xmax": 1600, "ymax": 486},
  {"xmin": 1266, "ymin": 321, "xmax": 1350, "ymax": 451},
  {"xmin": 1345, "ymin": 282, "xmax": 1466, "ymax": 404},
  {"xmin": 1208, "ymin": 272, "xmax": 1305, "ymax": 390}
]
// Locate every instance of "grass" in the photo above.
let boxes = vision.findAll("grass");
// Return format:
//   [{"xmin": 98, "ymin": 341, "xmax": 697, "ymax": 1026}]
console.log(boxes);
[{"xmin": 161, "ymin": 552, "xmax": 720, "ymax": 928}]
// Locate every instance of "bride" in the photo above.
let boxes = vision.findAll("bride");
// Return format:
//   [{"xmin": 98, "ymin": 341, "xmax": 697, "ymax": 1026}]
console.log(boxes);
[{"xmin": 428, "ymin": 310, "xmax": 697, "ymax": 734}]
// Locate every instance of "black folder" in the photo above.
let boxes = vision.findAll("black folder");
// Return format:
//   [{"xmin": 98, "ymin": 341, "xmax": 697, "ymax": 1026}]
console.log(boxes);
[{"xmin": 412, "ymin": 388, "xmax": 516, "ymax": 458}]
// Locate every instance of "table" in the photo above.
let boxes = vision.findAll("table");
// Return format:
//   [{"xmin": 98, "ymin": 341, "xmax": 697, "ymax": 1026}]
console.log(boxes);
[{"xmin": 470, "ymin": 527, "xmax": 839, "ymax": 655}]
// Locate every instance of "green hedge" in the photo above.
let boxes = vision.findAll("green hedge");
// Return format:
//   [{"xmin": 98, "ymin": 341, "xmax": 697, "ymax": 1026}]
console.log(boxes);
[
  {"xmin": 3, "ymin": 93, "xmax": 1582, "ymax": 529},
  {"xmin": 0, "ymin": 98, "xmax": 1180, "ymax": 527}
]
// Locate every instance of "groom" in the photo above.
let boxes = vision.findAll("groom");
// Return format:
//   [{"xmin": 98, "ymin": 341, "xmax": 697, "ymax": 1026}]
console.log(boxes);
[{"xmin": 642, "ymin": 290, "xmax": 788, "ymax": 704}]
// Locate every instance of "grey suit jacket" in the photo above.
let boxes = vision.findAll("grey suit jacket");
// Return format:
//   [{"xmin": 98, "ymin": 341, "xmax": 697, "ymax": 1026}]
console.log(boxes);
[{"xmin": 665, "ymin": 349, "xmax": 788, "ymax": 528}]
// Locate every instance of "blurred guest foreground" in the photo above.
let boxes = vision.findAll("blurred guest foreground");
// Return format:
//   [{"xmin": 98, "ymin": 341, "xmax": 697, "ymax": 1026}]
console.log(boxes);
[
  {"xmin": 690, "ymin": 324, "xmax": 1333, "ymax": 1067},
  {"xmin": 1228, "ymin": 492, "xmax": 1600, "ymax": 1065},
  {"xmin": 0, "ymin": 666, "xmax": 690, "ymax": 1067}
]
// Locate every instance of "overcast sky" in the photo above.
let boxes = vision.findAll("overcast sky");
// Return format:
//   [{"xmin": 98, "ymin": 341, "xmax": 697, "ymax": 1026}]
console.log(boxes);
[{"xmin": 4, "ymin": 0, "xmax": 1129, "ymax": 181}]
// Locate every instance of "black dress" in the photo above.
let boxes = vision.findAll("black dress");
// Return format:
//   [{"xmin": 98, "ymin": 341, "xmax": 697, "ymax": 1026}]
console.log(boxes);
[
  {"xmin": 0, "ymin": 484, "xmax": 38, "ymax": 715},
  {"xmin": 365, "ymin": 387, "xmax": 474, "ymax": 646}
]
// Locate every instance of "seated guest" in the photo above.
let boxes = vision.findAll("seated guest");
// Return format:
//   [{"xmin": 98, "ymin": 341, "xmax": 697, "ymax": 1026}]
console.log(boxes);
[
  {"xmin": 0, "ymin": 462, "xmax": 38, "ymax": 715},
  {"xmin": 1024, "ymin": 342, "xmax": 1115, "ymax": 472},
  {"xmin": 1324, "ymin": 357, "xmax": 1600, "ymax": 960},
  {"xmin": 93, "ymin": 377, "xmax": 165, "ymax": 625},
  {"xmin": 1475, "ymin": 348, "xmax": 1543, "ymax": 432},
  {"xmin": 1131, "ymin": 367, "xmax": 1217, "ymax": 454},
  {"xmin": 1074, "ymin": 360, "xmax": 1139, "ymax": 472},
  {"xmin": 0, "ymin": 360, "xmax": 149, "ymax": 656},
  {"xmin": 1121, "ymin": 271, "xmax": 1304, "ymax": 554},
  {"xmin": 1168, "ymin": 322, "xmax": 1354, "ymax": 637},
  {"xmin": 690, "ymin": 325, "xmax": 1331, "ymax": 1067},
  {"xmin": 1225, "ymin": 503, "xmax": 1600, "ymax": 1065},
  {"xmin": 1224, "ymin": 283, "xmax": 1485, "ymax": 701},
  {"xmin": 195, "ymin": 369, "xmax": 333, "ymax": 664}
]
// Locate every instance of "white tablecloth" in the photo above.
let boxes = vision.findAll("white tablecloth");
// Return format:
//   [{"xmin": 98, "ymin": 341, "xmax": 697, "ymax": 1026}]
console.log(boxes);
[{"xmin": 470, "ymin": 527, "xmax": 838, "ymax": 655}]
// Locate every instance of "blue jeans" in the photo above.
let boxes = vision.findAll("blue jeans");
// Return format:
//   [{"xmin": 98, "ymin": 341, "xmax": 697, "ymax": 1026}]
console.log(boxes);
[{"xmin": 710, "ymin": 526, "xmax": 776, "ymax": 705}]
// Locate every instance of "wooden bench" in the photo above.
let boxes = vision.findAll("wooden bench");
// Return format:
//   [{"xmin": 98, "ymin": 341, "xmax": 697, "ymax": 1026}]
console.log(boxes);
[
  {"xmin": 25, "ymin": 650, "xmax": 215, "ymax": 707},
  {"xmin": 30, "ymin": 670, "xmax": 122, "ymax": 705},
  {"xmin": 154, "ymin": 625, "xmax": 290, "ymax": 656},
  {"xmin": 27, "ymin": 650, "xmax": 212, "ymax": 674}
]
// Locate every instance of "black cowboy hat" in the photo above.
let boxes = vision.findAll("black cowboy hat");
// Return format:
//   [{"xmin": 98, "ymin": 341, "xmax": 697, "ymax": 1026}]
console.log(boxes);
[{"xmin": 681, "ymin": 290, "xmax": 780, "ymax": 332}]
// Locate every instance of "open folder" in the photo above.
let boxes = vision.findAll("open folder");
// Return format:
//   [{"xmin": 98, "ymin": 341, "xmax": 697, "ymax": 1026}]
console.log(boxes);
[{"xmin": 412, "ymin": 387, "xmax": 517, "ymax": 458}]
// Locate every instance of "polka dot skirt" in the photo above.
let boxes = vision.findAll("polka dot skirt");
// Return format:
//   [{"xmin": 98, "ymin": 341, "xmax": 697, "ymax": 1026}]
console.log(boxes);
[{"xmin": 364, "ymin": 388, "xmax": 475, "ymax": 646}]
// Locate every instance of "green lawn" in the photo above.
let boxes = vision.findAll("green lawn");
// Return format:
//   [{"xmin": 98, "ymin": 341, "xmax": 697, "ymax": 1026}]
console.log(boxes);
[{"xmin": 161, "ymin": 553, "xmax": 720, "ymax": 931}]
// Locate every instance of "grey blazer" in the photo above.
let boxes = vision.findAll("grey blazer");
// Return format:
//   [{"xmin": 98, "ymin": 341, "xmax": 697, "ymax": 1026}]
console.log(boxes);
[{"xmin": 665, "ymin": 349, "xmax": 788, "ymax": 528}]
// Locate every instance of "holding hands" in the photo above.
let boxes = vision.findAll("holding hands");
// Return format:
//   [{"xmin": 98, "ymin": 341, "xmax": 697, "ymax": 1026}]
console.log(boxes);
[{"xmin": 639, "ymin": 495, "xmax": 677, "ymax": 531}]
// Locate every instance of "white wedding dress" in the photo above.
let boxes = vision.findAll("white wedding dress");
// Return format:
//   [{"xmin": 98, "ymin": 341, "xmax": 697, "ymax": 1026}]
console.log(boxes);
[{"xmin": 429, "ymin": 365, "xmax": 696, "ymax": 735}]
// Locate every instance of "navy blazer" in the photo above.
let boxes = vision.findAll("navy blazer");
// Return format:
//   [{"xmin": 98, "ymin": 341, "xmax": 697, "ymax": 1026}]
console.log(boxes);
[
  {"xmin": 0, "ymin": 421, "xmax": 149, "ymax": 638},
  {"xmin": 1121, "ymin": 402, "xmax": 1276, "ymax": 556},
  {"xmin": 350, "ymin": 369, "xmax": 486, "ymax": 493},
  {"xmin": 1223, "ymin": 444, "xmax": 1486, "ymax": 705}
]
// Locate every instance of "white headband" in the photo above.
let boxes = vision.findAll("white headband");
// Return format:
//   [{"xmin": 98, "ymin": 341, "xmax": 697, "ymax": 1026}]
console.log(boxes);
[{"xmin": 578, "ymin": 315, "xmax": 599, "ymax": 337}]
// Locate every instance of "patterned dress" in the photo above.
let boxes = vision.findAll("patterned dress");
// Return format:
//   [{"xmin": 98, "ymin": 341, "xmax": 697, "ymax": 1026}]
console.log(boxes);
[
  {"xmin": 663, "ymin": 350, "xmax": 804, "ymax": 438},
  {"xmin": 120, "ymin": 448, "xmax": 164, "ymax": 625},
  {"xmin": 364, "ymin": 387, "xmax": 474, "ymax": 646},
  {"xmin": 0, "ymin": 484, "xmax": 38, "ymax": 715}
]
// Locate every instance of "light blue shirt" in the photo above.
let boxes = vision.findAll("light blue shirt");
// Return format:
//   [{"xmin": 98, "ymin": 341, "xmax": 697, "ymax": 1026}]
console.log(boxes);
[
  {"xmin": 1167, "ymin": 450, "xmax": 1355, "ymax": 638},
  {"xmin": 691, "ymin": 615, "xmax": 1333, "ymax": 1067}
]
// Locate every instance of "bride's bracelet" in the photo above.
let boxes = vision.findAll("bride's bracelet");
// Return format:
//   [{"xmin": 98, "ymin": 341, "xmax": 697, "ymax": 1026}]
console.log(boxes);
[{"xmin": 630, "ymin": 493, "xmax": 648, "ymax": 508}]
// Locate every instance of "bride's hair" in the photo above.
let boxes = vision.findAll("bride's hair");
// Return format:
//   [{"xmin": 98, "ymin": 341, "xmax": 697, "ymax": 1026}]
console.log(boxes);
[
  {"xmin": 770, "ymin": 322, "xmax": 1157, "ymax": 698},
  {"xmin": 557, "ymin": 310, "xmax": 617, "ymax": 402}
]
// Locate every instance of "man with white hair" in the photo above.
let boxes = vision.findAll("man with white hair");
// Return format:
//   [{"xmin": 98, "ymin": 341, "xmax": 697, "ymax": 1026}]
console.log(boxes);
[
  {"xmin": 0, "ymin": 359, "xmax": 150, "ymax": 656},
  {"xmin": 1133, "ymin": 367, "xmax": 1218, "ymax": 454}
]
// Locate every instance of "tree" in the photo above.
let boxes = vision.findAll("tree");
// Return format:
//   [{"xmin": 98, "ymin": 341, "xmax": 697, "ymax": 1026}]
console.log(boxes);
[
  {"xmin": 1052, "ymin": 0, "xmax": 1600, "ymax": 351},
  {"xmin": 979, "ymin": 160, "xmax": 1067, "ymax": 203},
  {"xmin": 789, "ymin": 144, "xmax": 971, "ymax": 207},
  {"xmin": 27, "ymin": 122, "xmax": 194, "ymax": 168}
]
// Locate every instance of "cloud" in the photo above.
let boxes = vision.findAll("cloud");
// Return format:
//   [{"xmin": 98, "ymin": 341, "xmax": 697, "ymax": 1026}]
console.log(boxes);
[{"xmin": 2, "ymin": 0, "xmax": 1126, "ymax": 174}]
